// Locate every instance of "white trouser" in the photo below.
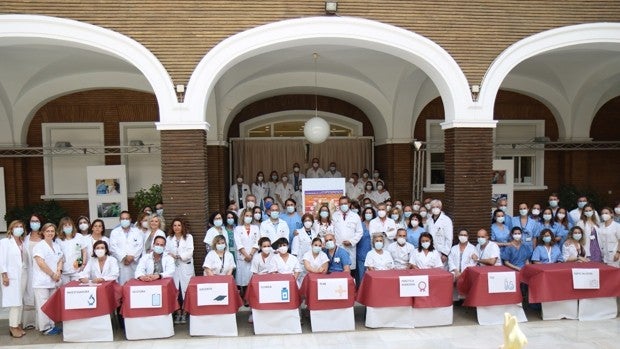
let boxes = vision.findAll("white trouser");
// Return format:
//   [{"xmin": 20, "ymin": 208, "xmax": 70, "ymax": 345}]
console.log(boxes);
[
  {"xmin": 33, "ymin": 288, "xmax": 56, "ymax": 331},
  {"xmin": 8, "ymin": 268, "xmax": 28, "ymax": 327}
]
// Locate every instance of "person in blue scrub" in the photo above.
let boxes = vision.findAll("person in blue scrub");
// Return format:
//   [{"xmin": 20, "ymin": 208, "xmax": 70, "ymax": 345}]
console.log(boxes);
[
  {"xmin": 512, "ymin": 203, "xmax": 539, "ymax": 250},
  {"xmin": 531, "ymin": 229, "xmax": 563, "ymax": 264},
  {"xmin": 356, "ymin": 207, "xmax": 374, "ymax": 285},
  {"xmin": 491, "ymin": 209, "xmax": 511, "ymax": 251},
  {"xmin": 282, "ymin": 198, "xmax": 302, "ymax": 245},
  {"xmin": 501, "ymin": 227, "xmax": 533, "ymax": 271},
  {"xmin": 406, "ymin": 213, "xmax": 425, "ymax": 248},
  {"xmin": 324, "ymin": 232, "xmax": 351, "ymax": 273}
]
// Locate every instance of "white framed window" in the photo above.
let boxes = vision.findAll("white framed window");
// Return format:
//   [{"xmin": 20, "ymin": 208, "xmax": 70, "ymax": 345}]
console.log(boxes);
[
  {"xmin": 119, "ymin": 122, "xmax": 161, "ymax": 195},
  {"xmin": 424, "ymin": 119, "xmax": 546, "ymax": 191},
  {"xmin": 42, "ymin": 122, "xmax": 105, "ymax": 199}
]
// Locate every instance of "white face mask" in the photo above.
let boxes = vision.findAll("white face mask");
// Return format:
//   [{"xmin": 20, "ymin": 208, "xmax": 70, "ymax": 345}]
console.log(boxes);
[
  {"xmin": 531, "ymin": 208, "xmax": 541, "ymax": 216},
  {"xmin": 253, "ymin": 213, "xmax": 262, "ymax": 221},
  {"xmin": 615, "ymin": 207, "xmax": 620, "ymax": 215},
  {"xmin": 601, "ymin": 213, "xmax": 611, "ymax": 222},
  {"xmin": 556, "ymin": 213, "xmax": 566, "ymax": 220},
  {"xmin": 244, "ymin": 216, "xmax": 253, "ymax": 224},
  {"xmin": 216, "ymin": 243, "xmax": 226, "ymax": 251},
  {"xmin": 262, "ymin": 246, "xmax": 272, "ymax": 254},
  {"xmin": 377, "ymin": 210, "xmax": 387, "ymax": 218},
  {"xmin": 519, "ymin": 209, "xmax": 529, "ymax": 216},
  {"xmin": 95, "ymin": 249, "xmax": 106, "ymax": 258},
  {"xmin": 79, "ymin": 223, "xmax": 89, "ymax": 231},
  {"xmin": 410, "ymin": 219, "xmax": 419, "ymax": 227},
  {"xmin": 258, "ymin": 176, "xmax": 264, "ymax": 181},
  {"xmin": 396, "ymin": 237, "xmax": 406, "ymax": 245},
  {"xmin": 304, "ymin": 221, "xmax": 313, "ymax": 229},
  {"xmin": 496, "ymin": 216, "xmax": 505, "ymax": 224},
  {"xmin": 458, "ymin": 235, "xmax": 468, "ymax": 243},
  {"xmin": 512, "ymin": 234, "xmax": 522, "ymax": 241},
  {"xmin": 419, "ymin": 211, "xmax": 427, "ymax": 218},
  {"xmin": 431, "ymin": 207, "xmax": 441, "ymax": 215},
  {"xmin": 277, "ymin": 246, "xmax": 288, "ymax": 254},
  {"xmin": 412, "ymin": 204, "xmax": 421, "ymax": 211},
  {"xmin": 246, "ymin": 201, "xmax": 256, "ymax": 209},
  {"xmin": 425, "ymin": 203, "xmax": 432, "ymax": 210},
  {"xmin": 141, "ymin": 221, "xmax": 149, "ymax": 229},
  {"xmin": 584, "ymin": 211, "xmax": 594, "ymax": 218},
  {"xmin": 421, "ymin": 242, "xmax": 431, "ymax": 250}
]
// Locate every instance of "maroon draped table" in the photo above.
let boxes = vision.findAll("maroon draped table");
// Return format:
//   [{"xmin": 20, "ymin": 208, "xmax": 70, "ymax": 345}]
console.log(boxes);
[
  {"xmin": 42, "ymin": 280, "xmax": 122, "ymax": 322},
  {"xmin": 457, "ymin": 266, "xmax": 523, "ymax": 307},
  {"xmin": 184, "ymin": 275, "xmax": 243, "ymax": 315},
  {"xmin": 299, "ymin": 272, "xmax": 356, "ymax": 310},
  {"xmin": 121, "ymin": 278, "xmax": 179, "ymax": 318},
  {"xmin": 245, "ymin": 273, "xmax": 301, "ymax": 310}
]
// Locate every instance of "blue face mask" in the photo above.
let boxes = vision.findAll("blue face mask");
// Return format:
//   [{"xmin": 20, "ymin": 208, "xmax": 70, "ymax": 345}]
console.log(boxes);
[
  {"xmin": 63, "ymin": 226, "xmax": 73, "ymax": 235},
  {"xmin": 320, "ymin": 211, "xmax": 329, "ymax": 219},
  {"xmin": 364, "ymin": 213, "xmax": 373, "ymax": 221},
  {"xmin": 403, "ymin": 212, "xmax": 412, "ymax": 218},
  {"xmin": 542, "ymin": 236, "xmax": 552, "ymax": 244},
  {"xmin": 477, "ymin": 237, "xmax": 487, "ymax": 245},
  {"xmin": 153, "ymin": 245, "xmax": 165, "ymax": 254},
  {"xmin": 270, "ymin": 211, "xmax": 280, "ymax": 220},
  {"xmin": 30, "ymin": 221, "xmax": 41, "ymax": 231},
  {"xmin": 374, "ymin": 241, "xmax": 384, "ymax": 250},
  {"xmin": 340, "ymin": 204, "xmax": 349, "ymax": 213},
  {"xmin": 13, "ymin": 227, "xmax": 24, "ymax": 237},
  {"xmin": 227, "ymin": 218, "xmax": 235, "ymax": 226}
]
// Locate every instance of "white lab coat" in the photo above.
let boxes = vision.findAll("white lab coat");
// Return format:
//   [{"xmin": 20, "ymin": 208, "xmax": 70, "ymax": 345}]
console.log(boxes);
[
  {"xmin": 166, "ymin": 234, "xmax": 195, "ymax": 296},
  {"xmin": 229, "ymin": 183, "xmax": 251, "ymax": 209},
  {"xmin": 475, "ymin": 241, "xmax": 502, "ymax": 266},
  {"xmin": 32, "ymin": 240, "xmax": 64, "ymax": 289},
  {"xmin": 260, "ymin": 219, "xmax": 289, "ymax": 243},
  {"xmin": 332, "ymin": 210, "xmax": 363, "ymax": 269},
  {"xmin": 387, "ymin": 241, "xmax": 415, "ymax": 269},
  {"xmin": 84, "ymin": 235, "xmax": 110, "ymax": 261},
  {"xmin": 134, "ymin": 252, "xmax": 176, "ymax": 279},
  {"xmin": 58, "ymin": 235, "xmax": 88, "ymax": 278},
  {"xmin": 0, "ymin": 237, "xmax": 26, "ymax": 307},
  {"xmin": 79, "ymin": 256, "xmax": 120, "ymax": 281},
  {"xmin": 204, "ymin": 227, "xmax": 229, "ymax": 249},
  {"xmin": 368, "ymin": 217, "xmax": 397, "ymax": 244},
  {"xmin": 291, "ymin": 227, "xmax": 319, "ymax": 258},
  {"xmin": 448, "ymin": 243, "xmax": 478, "ymax": 273},
  {"xmin": 234, "ymin": 224, "xmax": 260, "ymax": 286},
  {"xmin": 598, "ymin": 221, "xmax": 620, "ymax": 267},
  {"xmin": 203, "ymin": 251, "xmax": 236, "ymax": 275},
  {"xmin": 251, "ymin": 181, "xmax": 269, "ymax": 204},
  {"xmin": 426, "ymin": 212, "xmax": 454, "ymax": 258},
  {"xmin": 410, "ymin": 249, "xmax": 444, "ymax": 269},
  {"xmin": 109, "ymin": 226, "xmax": 144, "ymax": 285},
  {"xmin": 364, "ymin": 250, "xmax": 395, "ymax": 270}
]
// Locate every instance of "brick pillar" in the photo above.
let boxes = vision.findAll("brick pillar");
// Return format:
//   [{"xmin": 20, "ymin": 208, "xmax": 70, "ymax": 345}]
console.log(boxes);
[
  {"xmin": 161, "ymin": 129, "xmax": 209, "ymax": 274},
  {"xmin": 444, "ymin": 128, "xmax": 493, "ymax": 237},
  {"xmin": 374, "ymin": 143, "xmax": 414, "ymax": 203},
  {"xmin": 206, "ymin": 145, "xmax": 229, "ymax": 212}
]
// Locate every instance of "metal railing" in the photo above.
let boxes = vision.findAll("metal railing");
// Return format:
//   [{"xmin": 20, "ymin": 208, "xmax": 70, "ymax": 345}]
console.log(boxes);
[{"xmin": 0, "ymin": 145, "xmax": 161, "ymax": 158}]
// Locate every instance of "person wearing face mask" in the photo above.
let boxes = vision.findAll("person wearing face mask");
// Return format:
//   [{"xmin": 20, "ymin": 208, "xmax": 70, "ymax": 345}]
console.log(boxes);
[
  {"xmin": 165, "ymin": 218, "xmax": 195, "ymax": 325},
  {"xmin": 252, "ymin": 172, "xmax": 268, "ymax": 209},
  {"xmin": 501, "ymin": 227, "xmax": 532, "ymax": 272},
  {"xmin": 56, "ymin": 217, "xmax": 88, "ymax": 285},
  {"xmin": 274, "ymin": 173, "xmax": 294, "ymax": 208},
  {"xmin": 291, "ymin": 179, "xmax": 304, "ymax": 213},
  {"xmin": 363, "ymin": 181, "xmax": 377, "ymax": 206},
  {"xmin": 237, "ymin": 194, "xmax": 258, "ymax": 218},
  {"xmin": 569, "ymin": 196, "xmax": 597, "ymax": 224},
  {"xmin": 373, "ymin": 181, "xmax": 391, "ymax": 206},
  {"xmin": 251, "ymin": 206, "xmax": 265, "ymax": 225},
  {"xmin": 282, "ymin": 199, "xmax": 303, "ymax": 244},
  {"xmin": 409, "ymin": 232, "xmax": 443, "ymax": 269},
  {"xmin": 406, "ymin": 213, "xmax": 425, "ymax": 248},
  {"xmin": 491, "ymin": 209, "xmax": 511, "ymax": 251},
  {"xmin": 547, "ymin": 193, "xmax": 561, "ymax": 217},
  {"xmin": 576, "ymin": 204, "xmax": 603, "ymax": 263},
  {"xmin": 302, "ymin": 237, "xmax": 329, "ymax": 274},
  {"xmin": 332, "ymin": 196, "xmax": 363, "ymax": 274},
  {"xmin": 553, "ymin": 207, "xmax": 572, "ymax": 247},
  {"xmin": 204, "ymin": 212, "xmax": 229, "ymax": 253},
  {"xmin": 76, "ymin": 216, "xmax": 91, "ymax": 238},
  {"xmin": 270, "ymin": 238, "xmax": 301, "ymax": 282},
  {"xmin": 534, "ymin": 208, "xmax": 560, "ymax": 247},
  {"xmin": 229, "ymin": 174, "xmax": 251, "ymax": 210},
  {"xmin": 448, "ymin": 229, "xmax": 478, "ymax": 282},
  {"xmin": 314, "ymin": 204, "xmax": 335, "ymax": 240},
  {"xmin": 259, "ymin": 203, "xmax": 290, "ymax": 245},
  {"xmin": 370, "ymin": 169, "xmax": 383, "ymax": 188},
  {"xmin": 356, "ymin": 208, "xmax": 375, "ymax": 285},
  {"xmin": 306, "ymin": 158, "xmax": 325, "ymax": 178},
  {"xmin": 529, "ymin": 203, "xmax": 542, "ymax": 221},
  {"xmin": 496, "ymin": 198, "xmax": 513, "ymax": 229},
  {"xmin": 426, "ymin": 199, "xmax": 453, "ymax": 266},
  {"xmin": 402, "ymin": 205, "xmax": 414, "ymax": 226},
  {"xmin": 142, "ymin": 215, "xmax": 165, "ymax": 255},
  {"xmin": 251, "ymin": 237, "xmax": 276, "ymax": 275},
  {"xmin": 234, "ymin": 210, "xmax": 261, "ymax": 303},
  {"xmin": 288, "ymin": 162, "xmax": 306, "ymax": 192},
  {"xmin": 360, "ymin": 169, "xmax": 371, "ymax": 184},
  {"xmin": 562, "ymin": 227, "xmax": 589, "ymax": 263},
  {"xmin": 203, "ymin": 235, "xmax": 236, "ymax": 276},
  {"xmin": 22, "ymin": 214, "xmax": 44, "ymax": 331},
  {"xmin": 364, "ymin": 233, "xmax": 394, "ymax": 271},
  {"xmin": 32, "ymin": 223, "xmax": 63, "ymax": 335},
  {"xmin": 369, "ymin": 203, "xmax": 397, "ymax": 245},
  {"xmin": 511, "ymin": 203, "xmax": 537, "ymax": 250},
  {"xmin": 78, "ymin": 240, "xmax": 119, "ymax": 283},
  {"xmin": 136, "ymin": 212, "xmax": 150, "ymax": 239},
  {"xmin": 324, "ymin": 233, "xmax": 352, "ymax": 272},
  {"xmin": 472, "ymin": 229, "xmax": 502, "ymax": 266},
  {"xmin": 423, "ymin": 198, "xmax": 433, "ymax": 211},
  {"xmin": 411, "ymin": 200, "xmax": 422, "ymax": 213},
  {"xmin": 387, "ymin": 228, "xmax": 415, "ymax": 269},
  {"xmin": 155, "ymin": 203, "xmax": 164, "ymax": 217},
  {"xmin": 597, "ymin": 207, "xmax": 620, "ymax": 267},
  {"xmin": 324, "ymin": 161, "xmax": 342, "ymax": 178},
  {"xmin": 418, "ymin": 207, "xmax": 429, "ymax": 228},
  {"xmin": 135, "ymin": 235, "xmax": 175, "ymax": 280},
  {"xmin": 346, "ymin": 173, "xmax": 365, "ymax": 202},
  {"xmin": 109, "ymin": 211, "xmax": 144, "ymax": 285},
  {"xmin": 390, "ymin": 207, "xmax": 406, "ymax": 230},
  {"xmin": 292, "ymin": 213, "xmax": 319, "ymax": 259},
  {"xmin": 224, "ymin": 211, "xmax": 238, "ymax": 260},
  {"xmin": 531, "ymin": 229, "xmax": 563, "ymax": 264},
  {"xmin": 267, "ymin": 171, "xmax": 279, "ymax": 198},
  {"xmin": 1, "ymin": 220, "xmax": 28, "ymax": 338}
]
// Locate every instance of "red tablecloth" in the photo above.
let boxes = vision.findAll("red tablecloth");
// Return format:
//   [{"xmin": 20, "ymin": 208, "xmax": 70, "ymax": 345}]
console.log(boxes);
[
  {"xmin": 121, "ymin": 278, "xmax": 179, "ymax": 318},
  {"xmin": 457, "ymin": 266, "xmax": 522, "ymax": 307},
  {"xmin": 521, "ymin": 262, "xmax": 620, "ymax": 303},
  {"xmin": 299, "ymin": 272, "xmax": 356, "ymax": 310},
  {"xmin": 245, "ymin": 273, "xmax": 301, "ymax": 310},
  {"xmin": 41, "ymin": 281, "xmax": 122, "ymax": 322},
  {"xmin": 356, "ymin": 269, "xmax": 453, "ymax": 308},
  {"xmin": 184, "ymin": 275, "xmax": 243, "ymax": 315}
]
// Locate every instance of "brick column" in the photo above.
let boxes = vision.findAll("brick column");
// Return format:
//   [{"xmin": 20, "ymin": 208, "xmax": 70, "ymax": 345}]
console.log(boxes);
[
  {"xmin": 444, "ymin": 128, "xmax": 493, "ymax": 237},
  {"xmin": 161, "ymin": 129, "xmax": 209, "ymax": 273},
  {"xmin": 206, "ymin": 145, "xmax": 229, "ymax": 212}
]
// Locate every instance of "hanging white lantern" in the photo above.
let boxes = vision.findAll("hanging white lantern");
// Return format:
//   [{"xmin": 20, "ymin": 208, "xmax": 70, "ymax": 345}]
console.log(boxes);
[{"xmin": 304, "ymin": 117, "xmax": 330, "ymax": 144}]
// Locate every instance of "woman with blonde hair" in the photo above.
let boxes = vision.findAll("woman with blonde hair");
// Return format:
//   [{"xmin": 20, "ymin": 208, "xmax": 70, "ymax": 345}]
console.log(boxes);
[
  {"xmin": 562, "ymin": 226, "xmax": 588, "ymax": 263},
  {"xmin": 32, "ymin": 223, "xmax": 63, "ymax": 335},
  {"xmin": 1, "ymin": 220, "xmax": 28, "ymax": 337},
  {"xmin": 203, "ymin": 235, "xmax": 236, "ymax": 276},
  {"xmin": 56, "ymin": 217, "xmax": 88, "ymax": 285}
]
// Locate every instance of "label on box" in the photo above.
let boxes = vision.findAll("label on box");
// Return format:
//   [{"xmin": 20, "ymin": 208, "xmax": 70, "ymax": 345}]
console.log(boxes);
[
  {"xmin": 197, "ymin": 282, "xmax": 229, "ymax": 306},
  {"xmin": 572, "ymin": 268, "xmax": 600, "ymax": 289},
  {"xmin": 399, "ymin": 275, "xmax": 429, "ymax": 297},
  {"xmin": 487, "ymin": 271, "xmax": 516, "ymax": 293},
  {"xmin": 317, "ymin": 278, "xmax": 348, "ymax": 300},
  {"xmin": 129, "ymin": 285, "xmax": 163, "ymax": 309},
  {"xmin": 64, "ymin": 286, "xmax": 98, "ymax": 309},
  {"xmin": 258, "ymin": 280, "xmax": 290, "ymax": 303}
]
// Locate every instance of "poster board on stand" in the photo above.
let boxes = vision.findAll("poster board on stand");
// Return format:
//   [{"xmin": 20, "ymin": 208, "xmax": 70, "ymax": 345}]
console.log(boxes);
[
  {"xmin": 301, "ymin": 178, "xmax": 346, "ymax": 214},
  {"xmin": 87, "ymin": 165, "xmax": 129, "ymax": 229}
]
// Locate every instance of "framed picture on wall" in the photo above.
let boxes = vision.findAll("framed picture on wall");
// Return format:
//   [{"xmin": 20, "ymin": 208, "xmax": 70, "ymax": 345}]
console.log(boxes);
[
  {"xmin": 87, "ymin": 165, "xmax": 128, "ymax": 229},
  {"xmin": 492, "ymin": 160, "xmax": 514, "ymax": 214}
]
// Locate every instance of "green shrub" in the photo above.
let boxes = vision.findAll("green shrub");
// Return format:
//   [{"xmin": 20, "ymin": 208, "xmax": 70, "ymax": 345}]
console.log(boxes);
[
  {"xmin": 133, "ymin": 184, "xmax": 162, "ymax": 213},
  {"xmin": 4, "ymin": 200, "xmax": 67, "ymax": 227}
]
